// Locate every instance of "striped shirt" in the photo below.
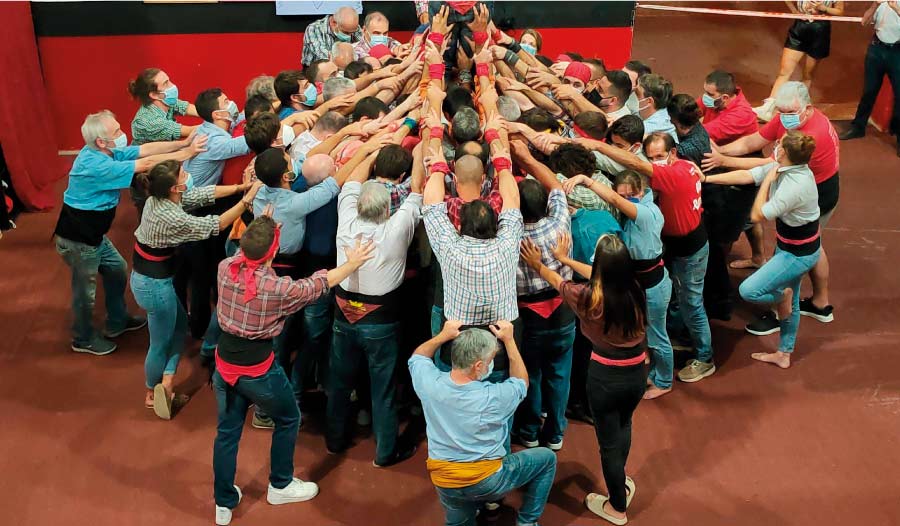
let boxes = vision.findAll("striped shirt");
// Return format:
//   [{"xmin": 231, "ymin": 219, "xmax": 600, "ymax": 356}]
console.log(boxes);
[
  {"xmin": 424, "ymin": 203, "xmax": 523, "ymax": 325},
  {"xmin": 555, "ymin": 171, "xmax": 618, "ymax": 219},
  {"xmin": 131, "ymin": 100, "xmax": 190, "ymax": 145},
  {"xmin": 516, "ymin": 189, "xmax": 573, "ymax": 296},
  {"xmin": 301, "ymin": 15, "xmax": 363, "ymax": 66},
  {"xmin": 134, "ymin": 186, "xmax": 219, "ymax": 248}
]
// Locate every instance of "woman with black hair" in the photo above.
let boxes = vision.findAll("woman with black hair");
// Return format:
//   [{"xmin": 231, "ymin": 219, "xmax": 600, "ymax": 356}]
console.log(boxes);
[
  {"xmin": 131, "ymin": 160, "xmax": 262, "ymax": 419},
  {"xmin": 521, "ymin": 233, "xmax": 646, "ymax": 526}
]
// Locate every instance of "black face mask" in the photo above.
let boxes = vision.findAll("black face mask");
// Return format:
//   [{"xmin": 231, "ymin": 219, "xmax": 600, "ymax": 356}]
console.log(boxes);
[{"xmin": 585, "ymin": 89, "xmax": 612, "ymax": 109}]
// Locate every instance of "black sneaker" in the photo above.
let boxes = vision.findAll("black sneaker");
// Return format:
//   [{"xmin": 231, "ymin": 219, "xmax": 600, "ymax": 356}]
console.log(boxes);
[
  {"xmin": 373, "ymin": 442, "xmax": 418, "ymax": 468},
  {"xmin": 71, "ymin": 336, "xmax": 117, "ymax": 356},
  {"xmin": 745, "ymin": 311, "xmax": 780, "ymax": 336},
  {"xmin": 483, "ymin": 501, "xmax": 501, "ymax": 522},
  {"xmin": 104, "ymin": 316, "xmax": 147, "ymax": 338},
  {"xmin": 839, "ymin": 127, "xmax": 865, "ymax": 141},
  {"xmin": 799, "ymin": 297, "xmax": 834, "ymax": 323}
]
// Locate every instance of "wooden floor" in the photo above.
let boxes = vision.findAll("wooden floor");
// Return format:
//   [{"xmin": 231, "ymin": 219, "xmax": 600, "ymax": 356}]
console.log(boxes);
[{"xmin": 2, "ymin": 5, "xmax": 899, "ymax": 526}]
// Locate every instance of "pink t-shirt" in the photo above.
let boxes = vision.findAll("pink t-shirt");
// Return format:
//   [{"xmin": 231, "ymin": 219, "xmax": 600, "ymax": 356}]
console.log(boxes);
[
  {"xmin": 759, "ymin": 108, "xmax": 839, "ymax": 184},
  {"xmin": 650, "ymin": 160, "xmax": 703, "ymax": 237}
]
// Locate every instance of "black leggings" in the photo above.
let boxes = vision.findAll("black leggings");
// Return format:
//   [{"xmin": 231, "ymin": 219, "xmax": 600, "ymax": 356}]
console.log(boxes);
[{"xmin": 586, "ymin": 361, "xmax": 647, "ymax": 513}]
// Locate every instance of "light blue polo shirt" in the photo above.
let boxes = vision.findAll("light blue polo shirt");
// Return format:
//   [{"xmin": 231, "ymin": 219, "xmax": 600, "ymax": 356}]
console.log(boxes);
[
  {"xmin": 252, "ymin": 177, "xmax": 340, "ymax": 255},
  {"xmin": 571, "ymin": 208, "xmax": 623, "ymax": 265},
  {"xmin": 63, "ymin": 145, "xmax": 140, "ymax": 211},
  {"xmin": 622, "ymin": 190, "xmax": 664, "ymax": 260},
  {"xmin": 182, "ymin": 121, "xmax": 250, "ymax": 188},
  {"xmin": 408, "ymin": 354, "xmax": 526, "ymax": 462},
  {"xmin": 643, "ymin": 108, "xmax": 680, "ymax": 144}
]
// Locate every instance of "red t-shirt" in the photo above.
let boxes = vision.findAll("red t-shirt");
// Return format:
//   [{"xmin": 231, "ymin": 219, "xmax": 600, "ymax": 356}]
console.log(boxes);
[
  {"xmin": 221, "ymin": 120, "xmax": 252, "ymax": 186},
  {"xmin": 697, "ymin": 88, "xmax": 759, "ymax": 145},
  {"xmin": 650, "ymin": 160, "xmax": 703, "ymax": 237},
  {"xmin": 759, "ymin": 108, "xmax": 839, "ymax": 184}
]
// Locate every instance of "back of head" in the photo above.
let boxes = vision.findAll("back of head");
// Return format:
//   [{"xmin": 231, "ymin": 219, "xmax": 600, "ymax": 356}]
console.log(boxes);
[
  {"xmin": 638, "ymin": 74, "xmax": 673, "ymax": 110},
  {"xmin": 604, "ymin": 70, "xmax": 632, "ymax": 102},
  {"xmin": 451, "ymin": 328, "xmax": 497, "ymax": 370},
  {"xmin": 244, "ymin": 112, "xmax": 281, "ymax": 154},
  {"xmin": 584, "ymin": 58, "xmax": 607, "ymax": 80},
  {"xmin": 520, "ymin": 108, "xmax": 559, "ymax": 134},
  {"xmin": 374, "ymin": 144, "xmax": 413, "ymax": 182},
  {"xmin": 128, "ymin": 67, "xmax": 161, "ymax": 106},
  {"xmin": 140, "ymin": 159, "xmax": 180, "ymax": 199},
  {"xmin": 343, "ymin": 60, "xmax": 372, "ymax": 80},
  {"xmin": 549, "ymin": 143, "xmax": 597, "ymax": 178},
  {"xmin": 445, "ymin": 85, "xmax": 475, "ymax": 117},
  {"xmin": 274, "ymin": 70, "xmax": 304, "ymax": 107},
  {"xmin": 614, "ymin": 169, "xmax": 647, "ymax": 196},
  {"xmin": 314, "ymin": 111, "xmax": 348, "ymax": 136},
  {"xmin": 781, "ymin": 130, "xmax": 816, "ymax": 165},
  {"xmin": 608, "ymin": 115, "xmax": 644, "ymax": 145},
  {"xmin": 323, "ymin": 77, "xmax": 356, "ymax": 101},
  {"xmin": 246, "ymin": 75, "xmax": 277, "ymax": 103},
  {"xmin": 519, "ymin": 179, "xmax": 549, "ymax": 223},
  {"xmin": 451, "ymin": 107, "xmax": 481, "ymax": 143},
  {"xmin": 454, "ymin": 154, "xmax": 485, "ymax": 186},
  {"xmin": 245, "ymin": 95, "xmax": 275, "ymax": 121},
  {"xmin": 331, "ymin": 42, "xmax": 355, "ymax": 68},
  {"xmin": 624, "ymin": 60, "xmax": 652, "ymax": 78},
  {"xmin": 304, "ymin": 60, "xmax": 329, "ymax": 84},
  {"xmin": 254, "ymin": 147, "xmax": 288, "ymax": 187},
  {"xmin": 459, "ymin": 200, "xmax": 498, "ymax": 240},
  {"xmin": 81, "ymin": 110, "xmax": 115, "ymax": 149},
  {"xmin": 303, "ymin": 153, "xmax": 335, "ymax": 185},
  {"xmin": 588, "ymin": 233, "xmax": 645, "ymax": 338},
  {"xmin": 667, "ymin": 93, "xmax": 702, "ymax": 128},
  {"xmin": 195, "ymin": 88, "xmax": 224, "ymax": 123},
  {"xmin": 705, "ymin": 70, "xmax": 736, "ymax": 96},
  {"xmin": 642, "ymin": 131, "xmax": 676, "ymax": 155},
  {"xmin": 497, "ymin": 96, "xmax": 522, "ymax": 122},
  {"xmin": 241, "ymin": 215, "xmax": 277, "ymax": 260},
  {"xmin": 775, "ymin": 81, "xmax": 811, "ymax": 110},
  {"xmin": 573, "ymin": 111, "xmax": 608, "ymax": 140},
  {"xmin": 352, "ymin": 96, "xmax": 389, "ymax": 122},
  {"xmin": 357, "ymin": 181, "xmax": 390, "ymax": 224},
  {"xmin": 455, "ymin": 141, "xmax": 488, "ymax": 164}
]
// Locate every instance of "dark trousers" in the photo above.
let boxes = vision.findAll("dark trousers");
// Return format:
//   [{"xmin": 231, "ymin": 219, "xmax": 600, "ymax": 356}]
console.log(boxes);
[
  {"xmin": 569, "ymin": 321, "xmax": 592, "ymax": 411},
  {"xmin": 212, "ymin": 362, "xmax": 300, "ymax": 508},
  {"xmin": 293, "ymin": 291, "xmax": 334, "ymax": 401},
  {"xmin": 326, "ymin": 319, "xmax": 400, "ymax": 463},
  {"xmin": 586, "ymin": 361, "xmax": 647, "ymax": 513},
  {"xmin": 851, "ymin": 39, "xmax": 900, "ymax": 136}
]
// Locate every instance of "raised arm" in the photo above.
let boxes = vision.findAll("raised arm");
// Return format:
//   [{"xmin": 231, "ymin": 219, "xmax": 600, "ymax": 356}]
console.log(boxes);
[
  {"xmin": 333, "ymin": 133, "xmax": 393, "ymax": 186},
  {"xmin": 509, "ymin": 140, "xmax": 562, "ymax": 191},
  {"xmin": 577, "ymin": 137, "xmax": 654, "ymax": 178},
  {"xmin": 561, "ymin": 173, "xmax": 639, "ymax": 221},
  {"xmin": 489, "ymin": 321, "xmax": 528, "ymax": 387},
  {"xmin": 413, "ymin": 320, "xmax": 462, "ymax": 359},
  {"xmin": 135, "ymin": 136, "xmax": 207, "ymax": 173}
]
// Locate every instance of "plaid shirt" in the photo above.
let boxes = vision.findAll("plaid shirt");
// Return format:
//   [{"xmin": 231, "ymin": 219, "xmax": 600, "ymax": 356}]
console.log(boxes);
[
  {"xmin": 302, "ymin": 15, "xmax": 363, "ymax": 66},
  {"xmin": 424, "ymin": 203, "xmax": 523, "ymax": 325},
  {"xmin": 376, "ymin": 179, "xmax": 413, "ymax": 215},
  {"xmin": 134, "ymin": 186, "xmax": 219, "ymax": 247},
  {"xmin": 131, "ymin": 100, "xmax": 189, "ymax": 145},
  {"xmin": 445, "ymin": 191, "xmax": 504, "ymax": 231},
  {"xmin": 516, "ymin": 189, "xmax": 573, "ymax": 296},
  {"xmin": 217, "ymin": 261, "xmax": 329, "ymax": 340},
  {"xmin": 555, "ymin": 172, "xmax": 618, "ymax": 218},
  {"xmin": 675, "ymin": 123, "xmax": 711, "ymax": 168}
]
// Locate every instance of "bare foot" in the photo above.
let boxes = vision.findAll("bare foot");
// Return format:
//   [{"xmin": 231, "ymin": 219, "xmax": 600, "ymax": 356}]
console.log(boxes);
[
  {"xmin": 144, "ymin": 391, "xmax": 154, "ymax": 408},
  {"xmin": 730, "ymin": 258, "xmax": 765, "ymax": 270},
  {"xmin": 643, "ymin": 385, "xmax": 672, "ymax": 400},
  {"xmin": 751, "ymin": 351, "xmax": 791, "ymax": 369}
]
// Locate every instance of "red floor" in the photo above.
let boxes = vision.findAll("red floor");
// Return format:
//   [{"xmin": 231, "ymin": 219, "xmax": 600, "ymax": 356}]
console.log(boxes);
[{"xmin": 2, "ymin": 6, "xmax": 900, "ymax": 526}]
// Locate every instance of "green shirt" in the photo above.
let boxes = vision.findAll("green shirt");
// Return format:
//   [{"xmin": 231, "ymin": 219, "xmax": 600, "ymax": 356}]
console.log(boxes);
[
  {"xmin": 131, "ymin": 99, "xmax": 189, "ymax": 144},
  {"xmin": 555, "ymin": 172, "xmax": 620, "ymax": 221}
]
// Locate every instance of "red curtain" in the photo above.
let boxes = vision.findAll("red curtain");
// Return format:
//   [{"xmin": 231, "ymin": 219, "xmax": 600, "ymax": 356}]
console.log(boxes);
[{"xmin": 0, "ymin": 2, "xmax": 63, "ymax": 211}]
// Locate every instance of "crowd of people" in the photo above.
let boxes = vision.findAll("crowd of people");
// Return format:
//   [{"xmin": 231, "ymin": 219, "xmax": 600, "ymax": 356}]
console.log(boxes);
[{"xmin": 50, "ymin": 2, "xmax": 899, "ymax": 525}]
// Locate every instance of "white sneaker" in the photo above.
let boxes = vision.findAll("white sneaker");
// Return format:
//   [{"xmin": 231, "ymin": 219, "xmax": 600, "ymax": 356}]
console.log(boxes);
[
  {"xmin": 753, "ymin": 98, "xmax": 776, "ymax": 122},
  {"xmin": 547, "ymin": 439, "xmax": 564, "ymax": 452},
  {"xmin": 267, "ymin": 477, "xmax": 319, "ymax": 505},
  {"xmin": 215, "ymin": 485, "xmax": 242, "ymax": 526}
]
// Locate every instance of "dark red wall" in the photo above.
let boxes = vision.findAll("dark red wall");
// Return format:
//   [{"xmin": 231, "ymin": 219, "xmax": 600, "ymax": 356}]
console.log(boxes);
[{"xmin": 38, "ymin": 26, "xmax": 633, "ymax": 150}]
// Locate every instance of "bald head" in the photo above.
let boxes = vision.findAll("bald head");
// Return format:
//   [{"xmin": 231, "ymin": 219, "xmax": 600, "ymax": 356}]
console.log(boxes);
[
  {"xmin": 303, "ymin": 153, "xmax": 336, "ymax": 185},
  {"xmin": 331, "ymin": 42, "xmax": 355, "ymax": 70},
  {"xmin": 332, "ymin": 7, "xmax": 359, "ymax": 34},
  {"xmin": 455, "ymin": 155, "xmax": 485, "ymax": 187}
]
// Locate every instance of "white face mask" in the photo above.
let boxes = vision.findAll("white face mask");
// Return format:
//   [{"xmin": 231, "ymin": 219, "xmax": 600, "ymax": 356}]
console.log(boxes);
[
  {"xmin": 478, "ymin": 360, "xmax": 495, "ymax": 381},
  {"xmin": 651, "ymin": 154, "xmax": 669, "ymax": 167},
  {"xmin": 281, "ymin": 125, "xmax": 296, "ymax": 149},
  {"xmin": 638, "ymin": 97, "xmax": 653, "ymax": 112}
]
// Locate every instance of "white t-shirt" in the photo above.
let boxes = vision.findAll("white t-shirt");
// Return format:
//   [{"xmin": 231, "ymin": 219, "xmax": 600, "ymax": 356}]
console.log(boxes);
[{"xmin": 875, "ymin": 2, "xmax": 900, "ymax": 44}]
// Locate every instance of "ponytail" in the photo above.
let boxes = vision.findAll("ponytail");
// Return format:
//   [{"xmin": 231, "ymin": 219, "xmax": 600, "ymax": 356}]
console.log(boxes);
[
  {"xmin": 128, "ymin": 68, "xmax": 161, "ymax": 106},
  {"xmin": 143, "ymin": 160, "xmax": 180, "ymax": 199}
]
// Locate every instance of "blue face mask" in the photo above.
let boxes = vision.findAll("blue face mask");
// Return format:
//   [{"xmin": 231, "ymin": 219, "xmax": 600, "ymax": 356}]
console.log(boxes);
[
  {"xmin": 701, "ymin": 93, "xmax": 719, "ymax": 109},
  {"xmin": 112, "ymin": 134, "xmax": 128, "ymax": 149},
  {"xmin": 303, "ymin": 84, "xmax": 318, "ymax": 106},
  {"xmin": 479, "ymin": 360, "xmax": 495, "ymax": 381},
  {"xmin": 370, "ymin": 34, "xmax": 389, "ymax": 46},
  {"xmin": 335, "ymin": 30, "xmax": 352, "ymax": 43},
  {"xmin": 626, "ymin": 196, "xmax": 640, "ymax": 204},
  {"xmin": 780, "ymin": 112, "xmax": 802, "ymax": 130},
  {"xmin": 521, "ymin": 43, "xmax": 537, "ymax": 56},
  {"xmin": 162, "ymin": 85, "xmax": 179, "ymax": 106},
  {"xmin": 184, "ymin": 172, "xmax": 195, "ymax": 191}
]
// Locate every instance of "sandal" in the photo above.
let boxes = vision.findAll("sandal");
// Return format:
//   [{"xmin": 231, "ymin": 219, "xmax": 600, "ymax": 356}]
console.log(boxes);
[
  {"xmin": 585, "ymin": 493, "xmax": 627, "ymax": 525},
  {"xmin": 625, "ymin": 476, "xmax": 636, "ymax": 508},
  {"xmin": 153, "ymin": 384, "xmax": 173, "ymax": 420}
]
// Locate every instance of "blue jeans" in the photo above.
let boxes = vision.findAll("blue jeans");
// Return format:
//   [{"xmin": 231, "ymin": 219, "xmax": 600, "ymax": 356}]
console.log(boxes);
[
  {"xmin": 326, "ymin": 319, "xmax": 400, "ymax": 462},
  {"xmin": 434, "ymin": 448, "xmax": 557, "ymax": 526},
  {"xmin": 200, "ymin": 240, "xmax": 240, "ymax": 359},
  {"xmin": 292, "ymin": 292, "xmax": 334, "ymax": 400},
  {"xmin": 212, "ymin": 362, "xmax": 300, "ymax": 508},
  {"xmin": 515, "ymin": 322, "xmax": 575, "ymax": 444},
  {"xmin": 739, "ymin": 247, "xmax": 820, "ymax": 353},
  {"xmin": 646, "ymin": 270, "xmax": 674, "ymax": 389},
  {"xmin": 55, "ymin": 236, "xmax": 128, "ymax": 345},
  {"xmin": 431, "ymin": 305, "xmax": 444, "ymax": 337},
  {"xmin": 130, "ymin": 272, "xmax": 187, "ymax": 388},
  {"xmin": 667, "ymin": 242, "xmax": 714, "ymax": 363}
]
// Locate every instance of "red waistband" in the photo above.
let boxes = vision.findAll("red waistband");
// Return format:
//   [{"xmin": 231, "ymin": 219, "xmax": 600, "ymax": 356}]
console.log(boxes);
[
  {"xmin": 635, "ymin": 259, "xmax": 664, "ymax": 273},
  {"xmin": 133, "ymin": 242, "xmax": 172, "ymax": 262},
  {"xmin": 215, "ymin": 350, "xmax": 274, "ymax": 386},
  {"xmin": 590, "ymin": 351, "xmax": 647, "ymax": 367},
  {"xmin": 775, "ymin": 229, "xmax": 820, "ymax": 246}
]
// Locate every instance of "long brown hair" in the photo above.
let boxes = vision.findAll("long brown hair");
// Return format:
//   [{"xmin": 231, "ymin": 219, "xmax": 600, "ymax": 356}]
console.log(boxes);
[{"xmin": 584, "ymin": 234, "xmax": 646, "ymax": 338}]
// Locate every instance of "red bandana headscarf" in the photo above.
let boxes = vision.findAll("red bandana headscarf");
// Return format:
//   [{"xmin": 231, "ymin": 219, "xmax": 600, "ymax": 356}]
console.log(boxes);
[
  {"xmin": 447, "ymin": 1, "xmax": 477, "ymax": 15},
  {"xmin": 228, "ymin": 227, "xmax": 281, "ymax": 302}
]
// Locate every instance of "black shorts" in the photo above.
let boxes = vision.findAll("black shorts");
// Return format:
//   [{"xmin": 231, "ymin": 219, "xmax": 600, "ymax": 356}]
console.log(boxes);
[
  {"xmin": 817, "ymin": 172, "xmax": 840, "ymax": 216},
  {"xmin": 785, "ymin": 20, "xmax": 831, "ymax": 60}
]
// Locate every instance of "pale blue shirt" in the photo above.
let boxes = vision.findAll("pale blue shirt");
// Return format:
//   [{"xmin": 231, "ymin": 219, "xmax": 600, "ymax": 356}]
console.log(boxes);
[
  {"xmin": 408, "ymin": 354, "xmax": 526, "ymax": 462},
  {"xmin": 182, "ymin": 121, "xmax": 250, "ymax": 188},
  {"xmin": 252, "ymin": 177, "xmax": 340, "ymax": 255},
  {"xmin": 622, "ymin": 189, "xmax": 664, "ymax": 261},
  {"xmin": 643, "ymin": 108, "xmax": 680, "ymax": 144},
  {"xmin": 63, "ymin": 145, "xmax": 140, "ymax": 210}
]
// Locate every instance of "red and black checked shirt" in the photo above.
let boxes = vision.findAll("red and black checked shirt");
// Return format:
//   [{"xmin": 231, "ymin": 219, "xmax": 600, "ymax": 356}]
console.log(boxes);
[
  {"xmin": 216, "ymin": 256, "xmax": 329, "ymax": 340},
  {"xmin": 445, "ymin": 191, "xmax": 504, "ymax": 231}
]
